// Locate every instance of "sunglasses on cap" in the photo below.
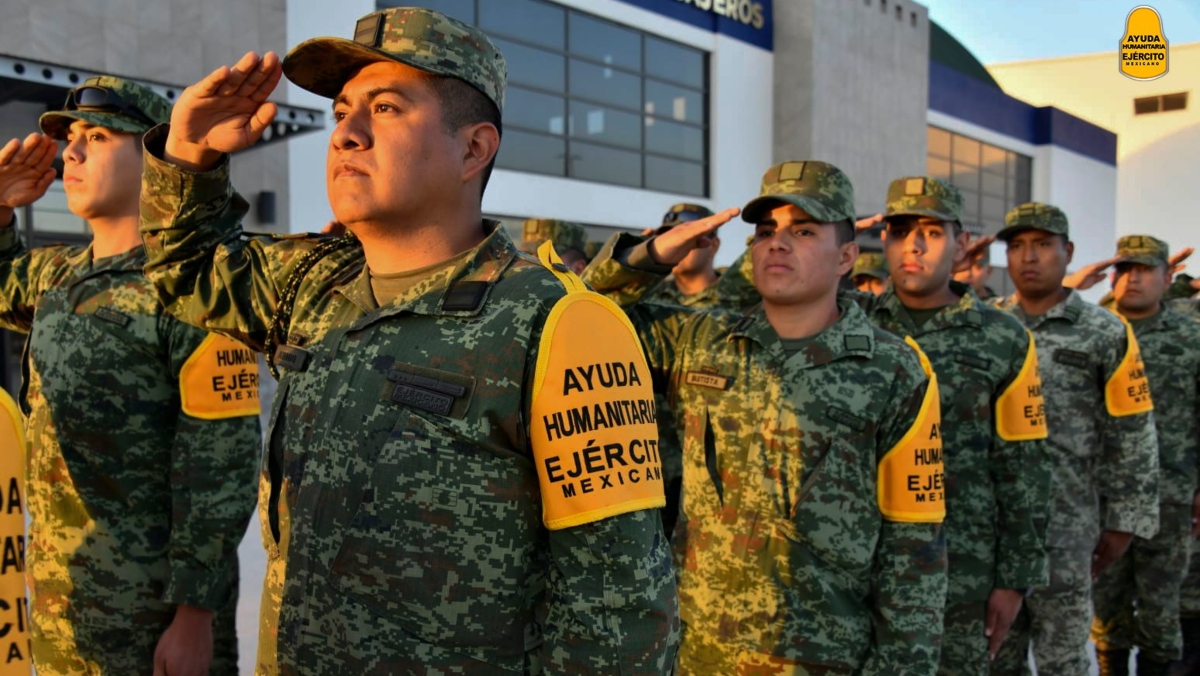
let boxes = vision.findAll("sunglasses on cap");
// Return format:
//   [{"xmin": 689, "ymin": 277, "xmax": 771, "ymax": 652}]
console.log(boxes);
[{"xmin": 63, "ymin": 85, "xmax": 156, "ymax": 126}]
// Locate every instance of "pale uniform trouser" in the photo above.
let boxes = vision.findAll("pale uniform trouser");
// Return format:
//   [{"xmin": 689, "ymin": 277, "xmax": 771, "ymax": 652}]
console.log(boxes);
[
  {"xmin": 992, "ymin": 545, "xmax": 1093, "ymax": 676},
  {"xmin": 1093, "ymin": 503, "xmax": 1192, "ymax": 662}
]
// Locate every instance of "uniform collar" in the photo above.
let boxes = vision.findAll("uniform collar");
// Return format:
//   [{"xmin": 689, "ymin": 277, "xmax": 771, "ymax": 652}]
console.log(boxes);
[
  {"xmin": 996, "ymin": 287, "xmax": 1084, "ymax": 327},
  {"xmin": 874, "ymin": 280, "xmax": 983, "ymax": 335},
  {"xmin": 731, "ymin": 297, "xmax": 875, "ymax": 369},
  {"xmin": 336, "ymin": 220, "xmax": 518, "ymax": 320}
]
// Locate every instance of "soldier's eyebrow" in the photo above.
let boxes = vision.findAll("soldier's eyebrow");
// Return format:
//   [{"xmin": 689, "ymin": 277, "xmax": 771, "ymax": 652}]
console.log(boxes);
[{"xmin": 332, "ymin": 86, "xmax": 417, "ymax": 111}]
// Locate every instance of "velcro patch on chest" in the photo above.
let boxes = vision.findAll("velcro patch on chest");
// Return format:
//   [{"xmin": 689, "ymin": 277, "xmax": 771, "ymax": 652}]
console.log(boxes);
[
  {"xmin": 384, "ymin": 363, "xmax": 474, "ymax": 418},
  {"xmin": 1053, "ymin": 349, "xmax": 1091, "ymax": 369},
  {"xmin": 953, "ymin": 352, "xmax": 991, "ymax": 371},
  {"xmin": 179, "ymin": 334, "xmax": 262, "ymax": 419},
  {"xmin": 93, "ymin": 306, "xmax": 131, "ymax": 327},
  {"xmin": 530, "ymin": 292, "xmax": 665, "ymax": 530},
  {"xmin": 827, "ymin": 406, "xmax": 866, "ymax": 432},
  {"xmin": 684, "ymin": 370, "xmax": 733, "ymax": 390},
  {"xmin": 1105, "ymin": 320, "xmax": 1154, "ymax": 417},
  {"xmin": 995, "ymin": 333, "xmax": 1048, "ymax": 441}
]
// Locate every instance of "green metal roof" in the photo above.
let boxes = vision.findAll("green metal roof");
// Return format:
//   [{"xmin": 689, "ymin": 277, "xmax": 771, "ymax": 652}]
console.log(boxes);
[{"xmin": 929, "ymin": 20, "xmax": 1001, "ymax": 89}]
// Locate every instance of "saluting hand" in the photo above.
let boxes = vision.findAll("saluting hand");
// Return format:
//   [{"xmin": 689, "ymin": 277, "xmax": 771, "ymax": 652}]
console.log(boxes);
[
  {"xmin": 855, "ymin": 213, "xmax": 883, "ymax": 233},
  {"xmin": 165, "ymin": 51, "xmax": 284, "ymax": 172},
  {"xmin": 1063, "ymin": 255, "xmax": 1122, "ymax": 291},
  {"xmin": 1169, "ymin": 247, "xmax": 1193, "ymax": 278},
  {"xmin": 0, "ymin": 133, "xmax": 58, "ymax": 213},
  {"xmin": 951, "ymin": 235, "xmax": 996, "ymax": 274},
  {"xmin": 647, "ymin": 207, "xmax": 739, "ymax": 266}
]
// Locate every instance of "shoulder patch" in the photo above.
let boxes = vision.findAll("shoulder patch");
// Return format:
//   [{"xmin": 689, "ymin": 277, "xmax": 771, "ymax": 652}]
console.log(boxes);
[
  {"xmin": 1105, "ymin": 319, "xmax": 1154, "ymax": 417},
  {"xmin": 180, "ymin": 334, "xmax": 262, "ymax": 419},
  {"xmin": 876, "ymin": 338, "xmax": 946, "ymax": 523},
  {"xmin": 995, "ymin": 332, "xmax": 1048, "ymax": 441},
  {"xmin": 529, "ymin": 241, "xmax": 663, "ymax": 529}
]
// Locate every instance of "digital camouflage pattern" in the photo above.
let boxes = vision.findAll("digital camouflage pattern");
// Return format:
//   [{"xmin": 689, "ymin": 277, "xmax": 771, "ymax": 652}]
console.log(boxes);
[
  {"xmin": 284, "ymin": 6, "xmax": 507, "ymax": 112},
  {"xmin": 850, "ymin": 282, "xmax": 1051, "ymax": 674},
  {"xmin": 1093, "ymin": 504, "xmax": 1192, "ymax": 662},
  {"xmin": 0, "ymin": 227, "xmax": 258, "ymax": 675},
  {"xmin": 851, "ymin": 252, "xmax": 888, "ymax": 281},
  {"xmin": 521, "ymin": 218, "xmax": 587, "ymax": 255},
  {"xmin": 584, "ymin": 235, "xmax": 948, "ymax": 675},
  {"xmin": 1115, "ymin": 234, "xmax": 1170, "ymax": 268},
  {"xmin": 1092, "ymin": 306, "xmax": 1200, "ymax": 662},
  {"xmin": 996, "ymin": 202, "xmax": 1070, "ymax": 241},
  {"xmin": 741, "ymin": 160, "xmax": 857, "ymax": 224},
  {"xmin": 990, "ymin": 290, "xmax": 1160, "ymax": 676},
  {"xmin": 138, "ymin": 126, "xmax": 678, "ymax": 675},
  {"xmin": 38, "ymin": 76, "xmax": 172, "ymax": 139},
  {"xmin": 884, "ymin": 176, "xmax": 964, "ymax": 223}
]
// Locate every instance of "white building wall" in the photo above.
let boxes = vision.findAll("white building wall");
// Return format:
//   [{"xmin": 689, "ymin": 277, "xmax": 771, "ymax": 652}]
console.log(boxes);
[{"xmin": 989, "ymin": 43, "xmax": 1200, "ymax": 265}]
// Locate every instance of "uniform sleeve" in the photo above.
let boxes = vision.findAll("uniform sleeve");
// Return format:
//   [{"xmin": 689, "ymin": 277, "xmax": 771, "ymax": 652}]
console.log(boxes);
[
  {"xmin": 860, "ymin": 360, "xmax": 947, "ymax": 676},
  {"xmin": 160, "ymin": 316, "xmax": 262, "ymax": 610},
  {"xmin": 581, "ymin": 233, "xmax": 701, "ymax": 394},
  {"xmin": 522, "ymin": 279, "xmax": 680, "ymax": 673},
  {"xmin": 1098, "ymin": 322, "xmax": 1160, "ymax": 539},
  {"xmin": 139, "ymin": 124, "xmax": 314, "ymax": 351},
  {"xmin": 707, "ymin": 249, "xmax": 760, "ymax": 311},
  {"xmin": 0, "ymin": 222, "xmax": 69, "ymax": 333},
  {"xmin": 990, "ymin": 329, "xmax": 1051, "ymax": 590},
  {"xmin": 542, "ymin": 511, "xmax": 679, "ymax": 674}
]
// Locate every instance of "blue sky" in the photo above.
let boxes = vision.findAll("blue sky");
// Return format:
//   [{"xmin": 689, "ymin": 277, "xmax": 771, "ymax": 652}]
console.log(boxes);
[{"xmin": 919, "ymin": 0, "xmax": 1200, "ymax": 64}]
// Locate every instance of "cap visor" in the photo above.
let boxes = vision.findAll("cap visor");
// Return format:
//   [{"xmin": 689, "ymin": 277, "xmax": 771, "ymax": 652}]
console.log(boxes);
[
  {"xmin": 284, "ymin": 36, "xmax": 462, "ymax": 99},
  {"xmin": 741, "ymin": 194, "xmax": 845, "ymax": 224},
  {"xmin": 995, "ymin": 224, "xmax": 1061, "ymax": 241},
  {"xmin": 885, "ymin": 207, "xmax": 958, "ymax": 222},
  {"xmin": 38, "ymin": 110, "xmax": 150, "ymax": 139},
  {"xmin": 1115, "ymin": 254, "xmax": 1165, "ymax": 268}
]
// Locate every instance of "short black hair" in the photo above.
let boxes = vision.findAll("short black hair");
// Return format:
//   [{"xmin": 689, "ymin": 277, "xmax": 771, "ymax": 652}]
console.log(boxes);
[
  {"xmin": 427, "ymin": 76, "xmax": 503, "ymax": 195},
  {"xmin": 834, "ymin": 219, "xmax": 855, "ymax": 246}
]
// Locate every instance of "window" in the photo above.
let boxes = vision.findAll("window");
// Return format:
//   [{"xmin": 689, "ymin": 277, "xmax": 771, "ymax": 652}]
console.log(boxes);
[
  {"xmin": 381, "ymin": 0, "xmax": 709, "ymax": 196},
  {"xmin": 1134, "ymin": 91, "xmax": 1189, "ymax": 115},
  {"xmin": 926, "ymin": 126, "xmax": 1032, "ymax": 236}
]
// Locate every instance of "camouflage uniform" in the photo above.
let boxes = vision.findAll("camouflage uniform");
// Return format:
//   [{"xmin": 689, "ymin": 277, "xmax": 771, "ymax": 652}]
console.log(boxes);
[
  {"xmin": 1092, "ymin": 236, "xmax": 1200, "ymax": 666},
  {"xmin": 989, "ymin": 204, "xmax": 1160, "ymax": 676},
  {"xmin": 0, "ymin": 77, "xmax": 260, "ymax": 676},
  {"xmin": 585, "ymin": 161, "xmax": 949, "ymax": 675},
  {"xmin": 853, "ymin": 177, "xmax": 1051, "ymax": 676},
  {"xmin": 519, "ymin": 218, "xmax": 588, "ymax": 258},
  {"xmin": 140, "ymin": 8, "xmax": 678, "ymax": 675},
  {"xmin": 851, "ymin": 251, "xmax": 888, "ymax": 283}
]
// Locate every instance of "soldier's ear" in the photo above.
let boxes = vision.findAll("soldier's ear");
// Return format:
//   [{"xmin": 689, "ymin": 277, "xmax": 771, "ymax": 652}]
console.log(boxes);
[
  {"xmin": 1064, "ymin": 239, "xmax": 1075, "ymax": 265},
  {"xmin": 837, "ymin": 241, "xmax": 859, "ymax": 277}
]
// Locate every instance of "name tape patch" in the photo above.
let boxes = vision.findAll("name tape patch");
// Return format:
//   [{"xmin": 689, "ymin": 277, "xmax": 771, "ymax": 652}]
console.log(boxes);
[
  {"xmin": 685, "ymin": 371, "xmax": 733, "ymax": 390},
  {"xmin": 531, "ymin": 293, "xmax": 665, "ymax": 530}
]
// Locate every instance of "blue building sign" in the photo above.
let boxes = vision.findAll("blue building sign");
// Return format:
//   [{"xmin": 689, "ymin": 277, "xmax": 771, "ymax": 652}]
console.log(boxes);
[{"xmin": 616, "ymin": 0, "xmax": 773, "ymax": 50}]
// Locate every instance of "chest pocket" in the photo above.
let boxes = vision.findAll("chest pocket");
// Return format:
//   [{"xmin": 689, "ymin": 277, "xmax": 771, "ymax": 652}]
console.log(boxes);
[
  {"xmin": 778, "ymin": 437, "xmax": 879, "ymax": 577},
  {"xmin": 327, "ymin": 407, "xmax": 540, "ymax": 651}
]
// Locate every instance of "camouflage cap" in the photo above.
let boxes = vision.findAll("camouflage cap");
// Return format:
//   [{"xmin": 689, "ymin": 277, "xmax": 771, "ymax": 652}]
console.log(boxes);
[
  {"xmin": 885, "ymin": 176, "xmax": 963, "ymax": 223},
  {"xmin": 997, "ymin": 202, "xmax": 1070, "ymax": 241},
  {"xmin": 1115, "ymin": 234, "xmax": 1169, "ymax": 267},
  {"xmin": 852, "ymin": 252, "xmax": 888, "ymax": 280},
  {"xmin": 661, "ymin": 202, "xmax": 714, "ymax": 228},
  {"xmin": 741, "ymin": 160, "xmax": 856, "ymax": 225},
  {"xmin": 39, "ymin": 76, "xmax": 172, "ymax": 139},
  {"xmin": 522, "ymin": 218, "xmax": 587, "ymax": 255},
  {"xmin": 283, "ymin": 7, "xmax": 506, "ymax": 113}
]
